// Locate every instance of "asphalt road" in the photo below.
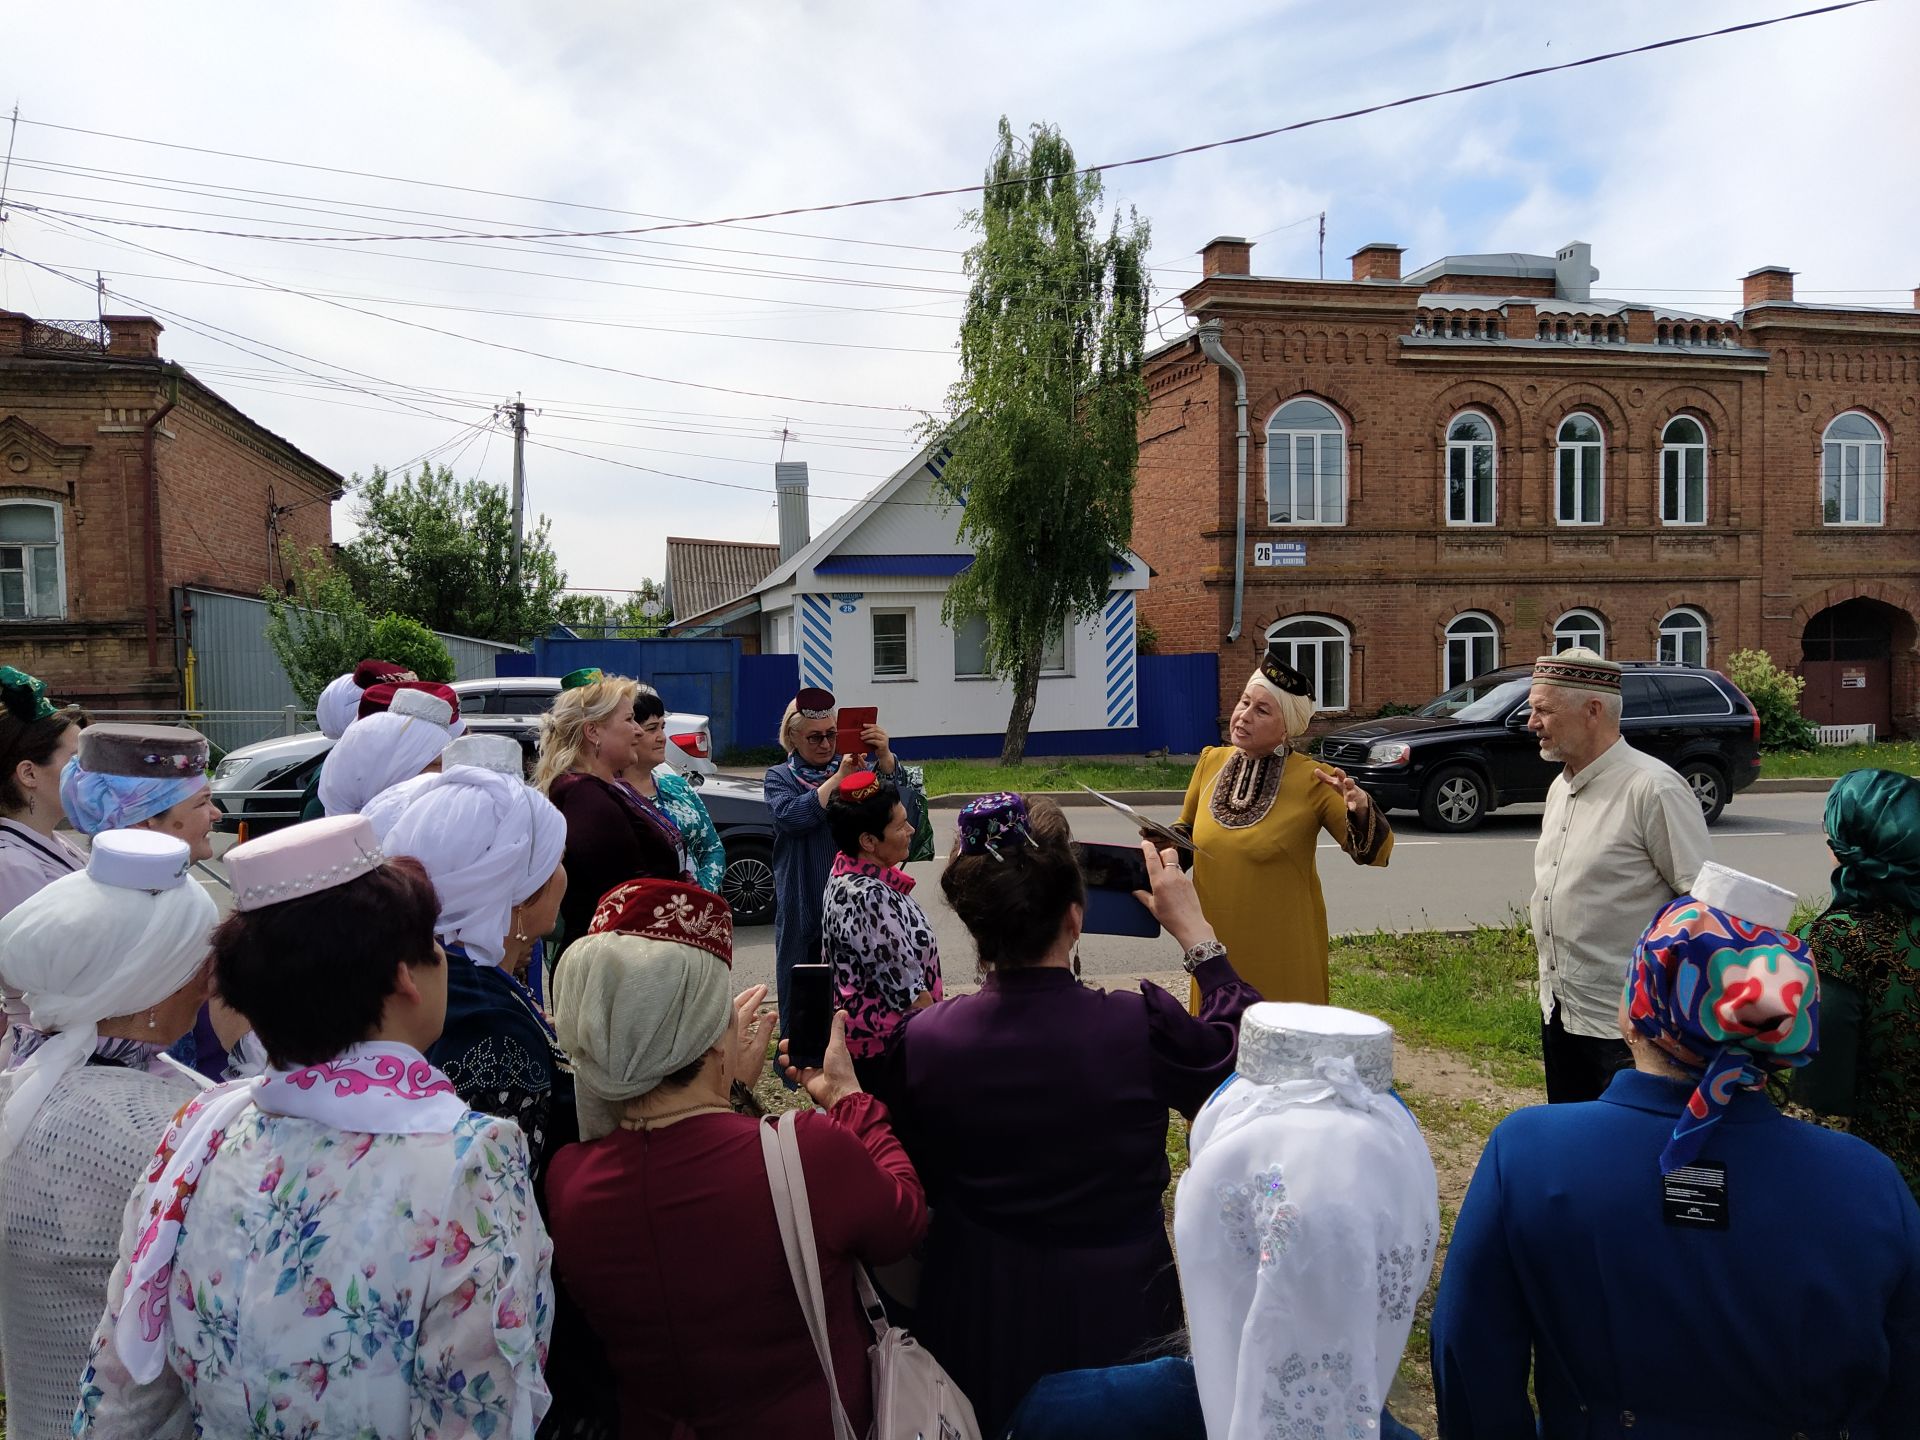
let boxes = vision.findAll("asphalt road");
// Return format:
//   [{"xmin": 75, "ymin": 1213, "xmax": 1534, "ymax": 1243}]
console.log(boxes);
[{"xmin": 187, "ymin": 788, "xmax": 1834, "ymax": 998}]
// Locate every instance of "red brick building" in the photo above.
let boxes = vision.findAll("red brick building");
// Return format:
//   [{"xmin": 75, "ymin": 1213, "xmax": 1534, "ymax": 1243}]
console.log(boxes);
[
  {"xmin": 0, "ymin": 311, "xmax": 339, "ymax": 708},
  {"xmin": 1134, "ymin": 238, "xmax": 1920, "ymax": 736}
]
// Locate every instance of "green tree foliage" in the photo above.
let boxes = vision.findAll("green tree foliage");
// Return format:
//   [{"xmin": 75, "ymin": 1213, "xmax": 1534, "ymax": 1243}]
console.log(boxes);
[
  {"xmin": 1728, "ymin": 648, "xmax": 1818, "ymax": 751},
  {"xmin": 338, "ymin": 464, "xmax": 569, "ymax": 643},
  {"xmin": 556, "ymin": 580, "xmax": 672, "ymax": 638},
  {"xmin": 263, "ymin": 546, "xmax": 374, "ymax": 707},
  {"xmin": 368, "ymin": 613, "xmax": 455, "ymax": 683},
  {"xmin": 926, "ymin": 118, "xmax": 1151, "ymax": 764}
]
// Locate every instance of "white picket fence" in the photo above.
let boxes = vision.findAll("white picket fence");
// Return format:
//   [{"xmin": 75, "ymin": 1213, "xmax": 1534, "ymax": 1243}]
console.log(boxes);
[{"xmin": 1815, "ymin": 723, "xmax": 1876, "ymax": 747}]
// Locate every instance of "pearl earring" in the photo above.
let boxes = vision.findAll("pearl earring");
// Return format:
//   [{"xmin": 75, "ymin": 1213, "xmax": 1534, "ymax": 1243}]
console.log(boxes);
[{"xmin": 146, "ymin": 1008, "xmax": 158, "ymax": 1031}]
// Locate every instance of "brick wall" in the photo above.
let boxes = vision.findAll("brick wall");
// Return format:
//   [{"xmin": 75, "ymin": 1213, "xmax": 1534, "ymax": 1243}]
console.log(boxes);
[{"xmin": 1135, "ymin": 262, "xmax": 1920, "ymax": 735}]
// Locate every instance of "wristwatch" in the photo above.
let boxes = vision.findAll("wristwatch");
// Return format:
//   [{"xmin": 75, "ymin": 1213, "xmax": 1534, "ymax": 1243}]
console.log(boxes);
[{"xmin": 1181, "ymin": 938, "xmax": 1227, "ymax": 974}]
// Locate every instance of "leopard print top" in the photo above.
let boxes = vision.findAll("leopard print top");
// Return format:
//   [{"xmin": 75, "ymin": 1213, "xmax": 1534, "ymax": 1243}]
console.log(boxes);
[{"xmin": 821, "ymin": 853, "xmax": 943, "ymax": 1059}]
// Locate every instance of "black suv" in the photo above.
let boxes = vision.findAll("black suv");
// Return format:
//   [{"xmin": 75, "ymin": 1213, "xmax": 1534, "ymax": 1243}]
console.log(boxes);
[{"xmin": 1316, "ymin": 663, "xmax": 1761, "ymax": 832}]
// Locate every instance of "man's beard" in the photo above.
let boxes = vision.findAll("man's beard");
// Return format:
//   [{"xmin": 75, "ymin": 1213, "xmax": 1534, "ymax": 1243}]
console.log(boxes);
[{"xmin": 1538, "ymin": 739, "xmax": 1564, "ymax": 763}]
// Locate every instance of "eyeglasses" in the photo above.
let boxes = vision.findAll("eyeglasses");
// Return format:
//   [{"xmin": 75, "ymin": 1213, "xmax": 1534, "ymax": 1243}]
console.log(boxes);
[{"xmin": 802, "ymin": 729, "xmax": 835, "ymax": 744}]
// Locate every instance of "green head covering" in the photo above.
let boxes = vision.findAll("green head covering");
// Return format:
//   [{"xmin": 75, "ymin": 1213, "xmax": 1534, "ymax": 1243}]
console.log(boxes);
[
  {"xmin": 560, "ymin": 667, "xmax": 606, "ymax": 692},
  {"xmin": 0, "ymin": 666, "xmax": 57, "ymax": 723},
  {"xmin": 1826, "ymin": 768, "xmax": 1920, "ymax": 914}
]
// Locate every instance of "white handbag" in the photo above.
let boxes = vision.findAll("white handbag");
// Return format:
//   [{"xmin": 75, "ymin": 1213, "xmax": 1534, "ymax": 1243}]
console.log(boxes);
[{"xmin": 760, "ymin": 1111, "xmax": 982, "ymax": 1440}]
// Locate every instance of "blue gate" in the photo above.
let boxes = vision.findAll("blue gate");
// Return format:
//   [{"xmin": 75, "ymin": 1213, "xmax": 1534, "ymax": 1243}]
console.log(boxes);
[{"xmin": 1137, "ymin": 653, "xmax": 1221, "ymax": 754}]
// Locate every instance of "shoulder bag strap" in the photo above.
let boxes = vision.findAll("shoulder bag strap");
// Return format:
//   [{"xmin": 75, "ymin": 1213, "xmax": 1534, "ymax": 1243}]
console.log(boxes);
[{"xmin": 762, "ymin": 1114, "xmax": 861, "ymax": 1440}]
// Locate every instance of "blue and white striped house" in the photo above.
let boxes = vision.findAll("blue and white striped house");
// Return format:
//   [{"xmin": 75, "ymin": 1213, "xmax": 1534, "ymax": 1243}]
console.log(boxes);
[{"xmin": 744, "ymin": 439, "xmax": 1153, "ymax": 759}]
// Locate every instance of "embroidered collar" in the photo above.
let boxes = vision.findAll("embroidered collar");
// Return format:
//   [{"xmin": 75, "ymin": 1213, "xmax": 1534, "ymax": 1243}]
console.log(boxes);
[{"xmin": 832, "ymin": 850, "xmax": 916, "ymax": 895}]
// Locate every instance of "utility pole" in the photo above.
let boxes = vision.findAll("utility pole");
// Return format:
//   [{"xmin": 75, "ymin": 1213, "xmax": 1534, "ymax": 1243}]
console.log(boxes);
[
  {"xmin": 506, "ymin": 394, "xmax": 527, "ymax": 594},
  {"xmin": 1318, "ymin": 211, "xmax": 1326, "ymax": 280}
]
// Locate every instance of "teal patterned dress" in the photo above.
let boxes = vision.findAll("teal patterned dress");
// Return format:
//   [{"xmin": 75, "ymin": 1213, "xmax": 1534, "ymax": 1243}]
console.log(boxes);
[{"xmin": 654, "ymin": 767, "xmax": 726, "ymax": 893}]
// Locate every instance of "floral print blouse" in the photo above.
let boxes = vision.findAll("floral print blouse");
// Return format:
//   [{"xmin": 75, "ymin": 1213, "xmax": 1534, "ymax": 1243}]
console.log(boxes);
[
  {"xmin": 653, "ymin": 767, "xmax": 725, "ymax": 894},
  {"xmin": 73, "ymin": 1106, "xmax": 554, "ymax": 1439}
]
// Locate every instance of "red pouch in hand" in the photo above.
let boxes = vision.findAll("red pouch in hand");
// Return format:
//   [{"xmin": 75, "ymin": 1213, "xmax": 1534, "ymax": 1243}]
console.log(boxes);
[{"xmin": 837, "ymin": 706, "xmax": 877, "ymax": 755}]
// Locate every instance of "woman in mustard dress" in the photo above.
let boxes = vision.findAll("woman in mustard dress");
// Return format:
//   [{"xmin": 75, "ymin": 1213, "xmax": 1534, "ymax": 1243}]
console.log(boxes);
[{"xmin": 1176, "ymin": 643, "xmax": 1392, "ymax": 1006}]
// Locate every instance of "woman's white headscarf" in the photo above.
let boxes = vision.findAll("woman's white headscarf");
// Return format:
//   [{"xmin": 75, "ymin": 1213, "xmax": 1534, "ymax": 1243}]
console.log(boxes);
[
  {"xmin": 314, "ymin": 672, "xmax": 364, "ymax": 740},
  {"xmin": 317, "ymin": 695, "xmax": 455, "ymax": 818},
  {"xmin": 380, "ymin": 764, "xmax": 567, "ymax": 966},
  {"xmin": 1174, "ymin": 1002, "xmax": 1439, "ymax": 1440},
  {"xmin": 0, "ymin": 831, "xmax": 215, "ymax": 1159}
]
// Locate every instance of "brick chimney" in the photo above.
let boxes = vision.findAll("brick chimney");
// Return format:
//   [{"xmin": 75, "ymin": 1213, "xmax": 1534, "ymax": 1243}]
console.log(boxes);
[
  {"xmin": 1350, "ymin": 243, "xmax": 1404, "ymax": 282},
  {"xmin": 1200, "ymin": 236, "xmax": 1252, "ymax": 279},
  {"xmin": 1742, "ymin": 267, "xmax": 1795, "ymax": 308},
  {"xmin": 102, "ymin": 315, "xmax": 164, "ymax": 359}
]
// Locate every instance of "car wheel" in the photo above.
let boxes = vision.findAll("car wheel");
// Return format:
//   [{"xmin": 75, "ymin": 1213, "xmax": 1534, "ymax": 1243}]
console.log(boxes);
[
  {"xmin": 1681, "ymin": 760, "xmax": 1729, "ymax": 826},
  {"xmin": 722, "ymin": 839, "xmax": 777, "ymax": 926},
  {"xmin": 1419, "ymin": 765, "xmax": 1490, "ymax": 833}
]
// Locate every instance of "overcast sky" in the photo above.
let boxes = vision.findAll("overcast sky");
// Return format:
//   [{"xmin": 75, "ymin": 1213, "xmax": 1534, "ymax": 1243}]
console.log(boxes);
[{"xmin": 6, "ymin": 1, "xmax": 1915, "ymax": 598}]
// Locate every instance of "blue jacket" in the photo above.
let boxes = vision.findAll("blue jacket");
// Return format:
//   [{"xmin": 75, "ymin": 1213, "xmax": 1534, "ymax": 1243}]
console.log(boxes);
[{"xmin": 1431, "ymin": 1069, "xmax": 1920, "ymax": 1439}]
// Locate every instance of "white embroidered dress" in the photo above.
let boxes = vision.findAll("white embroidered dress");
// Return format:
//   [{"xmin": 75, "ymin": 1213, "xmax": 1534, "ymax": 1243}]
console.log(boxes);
[
  {"xmin": 1174, "ymin": 1003, "xmax": 1440, "ymax": 1440},
  {"xmin": 74, "ymin": 1042, "xmax": 554, "ymax": 1440}
]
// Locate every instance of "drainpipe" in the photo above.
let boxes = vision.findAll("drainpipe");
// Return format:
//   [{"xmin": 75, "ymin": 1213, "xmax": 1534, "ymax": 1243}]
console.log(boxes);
[
  {"xmin": 142, "ymin": 366, "xmax": 181, "ymax": 671},
  {"xmin": 1196, "ymin": 320, "xmax": 1250, "ymax": 642}
]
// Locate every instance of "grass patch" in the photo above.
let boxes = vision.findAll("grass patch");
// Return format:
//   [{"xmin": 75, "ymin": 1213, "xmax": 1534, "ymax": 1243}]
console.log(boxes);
[
  {"xmin": 1759, "ymin": 740, "xmax": 1920, "ymax": 780},
  {"xmin": 1330, "ymin": 921, "xmax": 1543, "ymax": 1088},
  {"xmin": 918, "ymin": 757, "xmax": 1195, "ymax": 798}
]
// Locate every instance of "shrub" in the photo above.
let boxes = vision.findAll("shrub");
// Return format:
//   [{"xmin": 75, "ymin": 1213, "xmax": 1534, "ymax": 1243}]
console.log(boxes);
[
  {"xmin": 264, "ymin": 546, "xmax": 375, "ymax": 707},
  {"xmin": 368, "ymin": 613, "xmax": 456, "ymax": 684},
  {"xmin": 1375, "ymin": 701, "xmax": 1421, "ymax": 718},
  {"xmin": 1727, "ymin": 648, "xmax": 1816, "ymax": 752}
]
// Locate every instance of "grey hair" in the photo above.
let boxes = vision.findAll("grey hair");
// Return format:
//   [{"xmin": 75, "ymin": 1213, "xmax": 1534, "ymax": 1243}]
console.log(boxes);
[{"xmin": 1596, "ymin": 690, "xmax": 1624, "ymax": 723}]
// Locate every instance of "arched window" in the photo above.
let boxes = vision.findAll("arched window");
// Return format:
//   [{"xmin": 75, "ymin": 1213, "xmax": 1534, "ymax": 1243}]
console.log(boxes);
[
  {"xmin": 1264, "ymin": 615, "xmax": 1349, "ymax": 711},
  {"xmin": 1446, "ymin": 413, "xmax": 1496, "ymax": 526},
  {"xmin": 1823, "ymin": 412, "xmax": 1886, "ymax": 526},
  {"xmin": 1266, "ymin": 399, "xmax": 1347, "ymax": 526},
  {"xmin": 1658, "ymin": 607, "xmax": 1708, "ymax": 667},
  {"xmin": 1556, "ymin": 414, "xmax": 1604, "ymax": 525},
  {"xmin": 1659, "ymin": 415, "xmax": 1707, "ymax": 526},
  {"xmin": 0, "ymin": 500, "xmax": 65, "ymax": 620},
  {"xmin": 1444, "ymin": 613, "xmax": 1500, "ymax": 689},
  {"xmin": 1553, "ymin": 609, "xmax": 1606, "ymax": 656}
]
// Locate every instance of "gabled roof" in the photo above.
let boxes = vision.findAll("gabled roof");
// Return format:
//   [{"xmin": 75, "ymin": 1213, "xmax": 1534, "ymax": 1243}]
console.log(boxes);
[
  {"xmin": 751, "ymin": 434, "xmax": 954, "ymax": 597},
  {"xmin": 664, "ymin": 536, "xmax": 781, "ymax": 619}
]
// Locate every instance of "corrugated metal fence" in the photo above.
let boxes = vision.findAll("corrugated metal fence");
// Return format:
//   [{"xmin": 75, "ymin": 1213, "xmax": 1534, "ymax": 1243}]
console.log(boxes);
[{"xmin": 177, "ymin": 588, "xmax": 526, "ymax": 753}]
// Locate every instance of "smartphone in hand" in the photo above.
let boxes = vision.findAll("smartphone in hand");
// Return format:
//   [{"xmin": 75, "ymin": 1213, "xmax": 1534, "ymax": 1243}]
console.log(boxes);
[
  {"xmin": 1071, "ymin": 841, "xmax": 1162, "ymax": 939},
  {"xmin": 784, "ymin": 964, "xmax": 835, "ymax": 1070}
]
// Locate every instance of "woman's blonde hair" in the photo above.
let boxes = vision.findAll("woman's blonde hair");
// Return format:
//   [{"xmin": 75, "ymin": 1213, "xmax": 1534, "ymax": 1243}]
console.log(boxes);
[
  {"xmin": 535, "ymin": 676, "xmax": 639, "ymax": 792},
  {"xmin": 777, "ymin": 699, "xmax": 836, "ymax": 754}
]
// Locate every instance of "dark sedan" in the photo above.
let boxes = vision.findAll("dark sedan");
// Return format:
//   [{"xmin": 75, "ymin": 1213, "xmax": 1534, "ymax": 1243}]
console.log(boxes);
[{"xmin": 1316, "ymin": 662, "xmax": 1762, "ymax": 832}]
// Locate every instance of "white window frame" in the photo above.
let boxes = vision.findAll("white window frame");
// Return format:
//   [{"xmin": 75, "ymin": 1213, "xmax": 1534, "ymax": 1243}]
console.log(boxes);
[
  {"xmin": 1265, "ymin": 399, "xmax": 1347, "ymax": 527},
  {"xmin": 1658, "ymin": 607, "xmax": 1709, "ymax": 668},
  {"xmin": 1555, "ymin": 413, "xmax": 1605, "ymax": 526},
  {"xmin": 1553, "ymin": 609, "xmax": 1606, "ymax": 656},
  {"xmin": 953, "ymin": 614, "xmax": 1070, "ymax": 679},
  {"xmin": 1445, "ymin": 412, "xmax": 1497, "ymax": 526},
  {"xmin": 0, "ymin": 499, "xmax": 67, "ymax": 622},
  {"xmin": 1263, "ymin": 615, "xmax": 1351, "ymax": 713},
  {"xmin": 870, "ymin": 608, "xmax": 914, "ymax": 681},
  {"xmin": 1660, "ymin": 416, "xmax": 1708, "ymax": 526},
  {"xmin": 1443, "ymin": 612, "xmax": 1500, "ymax": 689},
  {"xmin": 1822, "ymin": 412, "xmax": 1887, "ymax": 527}
]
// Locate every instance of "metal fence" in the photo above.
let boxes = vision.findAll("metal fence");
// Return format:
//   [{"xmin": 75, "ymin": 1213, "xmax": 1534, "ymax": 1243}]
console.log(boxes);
[
  {"xmin": 1815, "ymin": 723, "xmax": 1877, "ymax": 747},
  {"xmin": 101, "ymin": 708, "xmax": 317, "ymax": 757}
]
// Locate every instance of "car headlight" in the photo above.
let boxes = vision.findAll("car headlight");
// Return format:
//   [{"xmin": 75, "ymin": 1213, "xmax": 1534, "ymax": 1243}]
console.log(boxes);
[
  {"xmin": 1366, "ymin": 742, "xmax": 1412, "ymax": 767},
  {"xmin": 212, "ymin": 756, "xmax": 245, "ymax": 782}
]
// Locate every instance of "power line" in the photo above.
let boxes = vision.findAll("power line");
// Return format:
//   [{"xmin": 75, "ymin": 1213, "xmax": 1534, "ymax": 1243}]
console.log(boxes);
[{"xmin": 13, "ymin": 3, "xmax": 1878, "ymax": 249}]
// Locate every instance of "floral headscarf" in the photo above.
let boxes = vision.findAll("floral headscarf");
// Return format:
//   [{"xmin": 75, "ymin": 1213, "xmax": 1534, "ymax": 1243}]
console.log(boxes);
[
  {"xmin": 1825, "ymin": 767, "xmax": 1920, "ymax": 915},
  {"xmin": 1626, "ymin": 896, "xmax": 1819, "ymax": 1175}
]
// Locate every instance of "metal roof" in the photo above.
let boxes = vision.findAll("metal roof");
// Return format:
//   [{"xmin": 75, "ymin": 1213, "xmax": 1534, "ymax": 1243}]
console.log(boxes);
[{"xmin": 663, "ymin": 536, "xmax": 781, "ymax": 620}]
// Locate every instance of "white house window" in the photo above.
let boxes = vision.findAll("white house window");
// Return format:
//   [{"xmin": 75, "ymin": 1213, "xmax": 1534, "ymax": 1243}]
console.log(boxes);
[
  {"xmin": 1266, "ymin": 399, "xmax": 1346, "ymax": 526},
  {"xmin": 0, "ymin": 501, "xmax": 64, "ymax": 620},
  {"xmin": 1444, "ymin": 613, "xmax": 1499, "ymax": 689},
  {"xmin": 1660, "ymin": 416, "xmax": 1707, "ymax": 525},
  {"xmin": 1823, "ymin": 412, "xmax": 1886, "ymax": 526},
  {"xmin": 1658, "ymin": 607, "xmax": 1708, "ymax": 667},
  {"xmin": 954, "ymin": 614, "xmax": 1067, "ymax": 678},
  {"xmin": 871, "ymin": 610, "xmax": 913, "ymax": 680},
  {"xmin": 1265, "ymin": 616, "xmax": 1349, "ymax": 711},
  {"xmin": 1446, "ymin": 413, "xmax": 1496, "ymax": 525},
  {"xmin": 1556, "ymin": 414, "xmax": 1604, "ymax": 525},
  {"xmin": 1553, "ymin": 609, "xmax": 1606, "ymax": 656}
]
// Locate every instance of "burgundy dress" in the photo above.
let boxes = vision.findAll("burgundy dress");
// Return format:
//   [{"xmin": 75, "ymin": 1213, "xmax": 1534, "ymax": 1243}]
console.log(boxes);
[
  {"xmin": 544, "ymin": 1095, "xmax": 926, "ymax": 1440},
  {"xmin": 864, "ymin": 956, "xmax": 1260, "ymax": 1433},
  {"xmin": 549, "ymin": 771, "xmax": 687, "ymax": 946}
]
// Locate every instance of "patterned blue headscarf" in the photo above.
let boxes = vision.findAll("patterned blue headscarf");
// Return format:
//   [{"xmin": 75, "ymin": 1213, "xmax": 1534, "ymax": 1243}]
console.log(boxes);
[{"xmin": 59, "ymin": 758, "xmax": 206, "ymax": 835}]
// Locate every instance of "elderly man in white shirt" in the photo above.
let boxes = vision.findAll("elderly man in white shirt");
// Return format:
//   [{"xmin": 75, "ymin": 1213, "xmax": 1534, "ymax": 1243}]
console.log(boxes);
[{"xmin": 1527, "ymin": 649, "xmax": 1711, "ymax": 1103}]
